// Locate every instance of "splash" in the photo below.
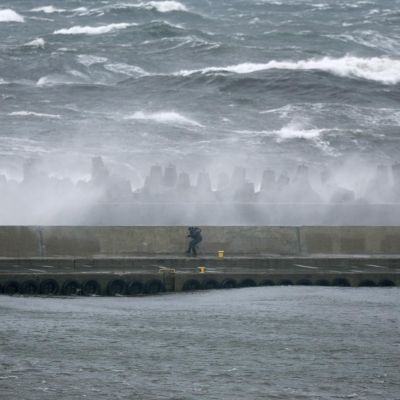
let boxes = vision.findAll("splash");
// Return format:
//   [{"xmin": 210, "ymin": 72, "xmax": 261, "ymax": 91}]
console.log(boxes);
[{"xmin": 0, "ymin": 9, "xmax": 25, "ymax": 22}]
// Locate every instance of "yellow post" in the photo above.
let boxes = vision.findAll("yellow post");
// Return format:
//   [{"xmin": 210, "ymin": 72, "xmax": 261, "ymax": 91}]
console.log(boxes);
[
  {"xmin": 198, "ymin": 266, "xmax": 206, "ymax": 273},
  {"xmin": 218, "ymin": 250, "xmax": 224, "ymax": 258}
]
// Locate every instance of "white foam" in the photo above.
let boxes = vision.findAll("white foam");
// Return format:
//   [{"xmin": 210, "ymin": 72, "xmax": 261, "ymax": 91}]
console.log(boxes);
[
  {"xmin": 77, "ymin": 55, "xmax": 108, "ymax": 67},
  {"xmin": 126, "ymin": 111, "xmax": 203, "ymax": 127},
  {"xmin": 0, "ymin": 9, "xmax": 25, "ymax": 22},
  {"xmin": 175, "ymin": 56, "xmax": 400, "ymax": 84},
  {"xmin": 103, "ymin": 63, "xmax": 149, "ymax": 77},
  {"xmin": 31, "ymin": 6, "xmax": 65, "ymax": 13},
  {"xmin": 137, "ymin": 1, "xmax": 188, "ymax": 12},
  {"xmin": 275, "ymin": 123, "xmax": 323, "ymax": 141},
  {"xmin": 54, "ymin": 23, "xmax": 136, "ymax": 35},
  {"xmin": 24, "ymin": 38, "xmax": 45, "ymax": 48},
  {"xmin": 9, "ymin": 111, "xmax": 61, "ymax": 119}
]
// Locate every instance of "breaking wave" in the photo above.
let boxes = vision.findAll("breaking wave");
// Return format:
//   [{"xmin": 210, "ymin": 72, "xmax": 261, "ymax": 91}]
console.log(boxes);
[
  {"xmin": 31, "ymin": 6, "xmax": 65, "ymax": 13},
  {"xmin": 125, "ymin": 111, "xmax": 203, "ymax": 127},
  {"xmin": 175, "ymin": 56, "xmax": 400, "ymax": 84},
  {"xmin": 103, "ymin": 63, "xmax": 149, "ymax": 77},
  {"xmin": 137, "ymin": 1, "xmax": 188, "ymax": 13},
  {"xmin": 24, "ymin": 38, "xmax": 45, "ymax": 48},
  {"xmin": 0, "ymin": 9, "xmax": 25, "ymax": 23},
  {"xmin": 54, "ymin": 23, "xmax": 136, "ymax": 35},
  {"xmin": 8, "ymin": 111, "xmax": 61, "ymax": 119}
]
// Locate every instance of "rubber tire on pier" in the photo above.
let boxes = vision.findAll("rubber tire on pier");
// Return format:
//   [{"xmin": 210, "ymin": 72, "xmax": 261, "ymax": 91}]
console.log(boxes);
[
  {"xmin": 379, "ymin": 279, "xmax": 395, "ymax": 287},
  {"xmin": 182, "ymin": 279, "xmax": 201, "ymax": 291},
  {"xmin": 358, "ymin": 280, "xmax": 376, "ymax": 287},
  {"xmin": 315, "ymin": 279, "xmax": 330, "ymax": 286},
  {"xmin": 260, "ymin": 279, "xmax": 275, "ymax": 286},
  {"xmin": 296, "ymin": 278, "xmax": 312, "ymax": 286},
  {"xmin": 4, "ymin": 281, "xmax": 19, "ymax": 295},
  {"xmin": 127, "ymin": 281, "xmax": 144, "ymax": 296},
  {"xmin": 62, "ymin": 280, "xmax": 81, "ymax": 295},
  {"xmin": 202, "ymin": 279, "xmax": 220, "ymax": 290},
  {"xmin": 40, "ymin": 279, "xmax": 60, "ymax": 295},
  {"xmin": 221, "ymin": 279, "xmax": 237, "ymax": 289},
  {"xmin": 333, "ymin": 277, "xmax": 351, "ymax": 287},
  {"xmin": 144, "ymin": 279, "xmax": 165, "ymax": 295},
  {"xmin": 107, "ymin": 279, "xmax": 126, "ymax": 296},
  {"xmin": 278, "ymin": 279, "xmax": 294, "ymax": 286},
  {"xmin": 82, "ymin": 280, "xmax": 101, "ymax": 296},
  {"xmin": 20, "ymin": 280, "xmax": 39, "ymax": 295},
  {"xmin": 0, "ymin": 283, "xmax": 3, "ymax": 294},
  {"xmin": 240, "ymin": 279, "xmax": 257, "ymax": 288}
]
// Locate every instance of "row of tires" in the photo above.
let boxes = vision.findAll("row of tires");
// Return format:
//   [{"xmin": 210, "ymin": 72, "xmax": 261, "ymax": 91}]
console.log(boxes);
[
  {"xmin": 0, "ymin": 277, "xmax": 396, "ymax": 296},
  {"xmin": 0, "ymin": 279, "xmax": 165, "ymax": 296},
  {"xmin": 182, "ymin": 277, "xmax": 397, "ymax": 291}
]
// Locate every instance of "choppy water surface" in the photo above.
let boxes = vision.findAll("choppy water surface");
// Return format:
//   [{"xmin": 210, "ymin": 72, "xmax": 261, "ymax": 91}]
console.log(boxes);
[
  {"xmin": 1, "ymin": 287, "xmax": 399, "ymax": 399},
  {"xmin": 1, "ymin": 0, "xmax": 400, "ymax": 174}
]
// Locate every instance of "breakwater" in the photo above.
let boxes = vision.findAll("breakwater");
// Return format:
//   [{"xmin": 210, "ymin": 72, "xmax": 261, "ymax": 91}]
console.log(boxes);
[{"xmin": 0, "ymin": 226, "xmax": 399, "ymax": 295}]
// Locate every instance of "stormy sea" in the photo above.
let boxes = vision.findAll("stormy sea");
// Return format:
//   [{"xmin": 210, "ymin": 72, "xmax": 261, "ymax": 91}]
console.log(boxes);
[{"xmin": 1, "ymin": 0, "xmax": 400, "ymax": 188}]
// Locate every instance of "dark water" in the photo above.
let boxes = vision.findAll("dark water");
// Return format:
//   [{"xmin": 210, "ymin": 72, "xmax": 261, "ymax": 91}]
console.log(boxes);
[
  {"xmin": 1, "ymin": 287, "xmax": 399, "ymax": 399},
  {"xmin": 1, "ymin": 0, "xmax": 400, "ymax": 176}
]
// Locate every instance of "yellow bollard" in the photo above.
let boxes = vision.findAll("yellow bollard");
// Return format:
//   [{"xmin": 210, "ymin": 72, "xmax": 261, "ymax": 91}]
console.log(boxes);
[
  {"xmin": 218, "ymin": 250, "xmax": 224, "ymax": 258},
  {"xmin": 198, "ymin": 266, "xmax": 206, "ymax": 273}
]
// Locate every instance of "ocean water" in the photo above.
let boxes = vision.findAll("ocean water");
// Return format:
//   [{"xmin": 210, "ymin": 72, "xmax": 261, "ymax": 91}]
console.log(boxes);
[
  {"xmin": 1, "ymin": 0, "xmax": 400, "ymax": 177},
  {"xmin": 0, "ymin": 287, "xmax": 399, "ymax": 399}
]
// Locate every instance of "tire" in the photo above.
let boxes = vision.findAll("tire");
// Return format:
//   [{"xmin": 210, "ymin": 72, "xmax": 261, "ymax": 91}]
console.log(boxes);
[
  {"xmin": 221, "ymin": 279, "xmax": 237, "ymax": 289},
  {"xmin": 260, "ymin": 279, "xmax": 275, "ymax": 286},
  {"xmin": 82, "ymin": 280, "xmax": 101, "ymax": 296},
  {"xmin": 107, "ymin": 279, "xmax": 126, "ymax": 296},
  {"xmin": 278, "ymin": 279, "xmax": 293, "ymax": 286},
  {"xmin": 144, "ymin": 279, "xmax": 165, "ymax": 294},
  {"xmin": 182, "ymin": 279, "xmax": 201, "ymax": 291},
  {"xmin": 240, "ymin": 279, "xmax": 256, "ymax": 288},
  {"xmin": 4, "ymin": 281, "xmax": 19, "ymax": 295},
  {"xmin": 20, "ymin": 280, "xmax": 39, "ymax": 295},
  {"xmin": 333, "ymin": 278, "xmax": 350, "ymax": 287},
  {"xmin": 296, "ymin": 279, "xmax": 312, "ymax": 286},
  {"xmin": 62, "ymin": 280, "xmax": 81, "ymax": 295},
  {"xmin": 315, "ymin": 279, "xmax": 330, "ymax": 286},
  {"xmin": 379, "ymin": 279, "xmax": 395, "ymax": 287},
  {"xmin": 127, "ymin": 281, "xmax": 144, "ymax": 296},
  {"xmin": 39, "ymin": 279, "xmax": 60, "ymax": 295},
  {"xmin": 203, "ymin": 280, "xmax": 219, "ymax": 290}
]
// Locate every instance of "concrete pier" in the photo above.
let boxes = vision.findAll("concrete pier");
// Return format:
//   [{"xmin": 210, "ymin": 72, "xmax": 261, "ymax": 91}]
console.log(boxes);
[{"xmin": 0, "ymin": 226, "xmax": 399, "ymax": 295}]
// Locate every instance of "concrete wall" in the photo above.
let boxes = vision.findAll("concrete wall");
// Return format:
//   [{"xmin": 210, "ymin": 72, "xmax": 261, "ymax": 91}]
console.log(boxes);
[{"xmin": 0, "ymin": 226, "xmax": 400, "ymax": 257}]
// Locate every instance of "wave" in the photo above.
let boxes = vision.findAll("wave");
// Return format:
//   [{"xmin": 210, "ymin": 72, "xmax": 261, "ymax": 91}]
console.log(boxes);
[
  {"xmin": 54, "ymin": 23, "xmax": 136, "ymax": 35},
  {"xmin": 24, "ymin": 38, "xmax": 45, "ymax": 48},
  {"xmin": 8, "ymin": 111, "xmax": 61, "ymax": 119},
  {"xmin": 30, "ymin": 6, "xmax": 65, "ymax": 13},
  {"xmin": 0, "ymin": 9, "xmax": 25, "ymax": 22},
  {"xmin": 103, "ymin": 63, "xmax": 149, "ymax": 77},
  {"xmin": 137, "ymin": 1, "xmax": 188, "ymax": 13},
  {"xmin": 174, "ymin": 56, "xmax": 400, "ymax": 84},
  {"xmin": 77, "ymin": 55, "xmax": 108, "ymax": 67},
  {"xmin": 125, "ymin": 111, "xmax": 203, "ymax": 127}
]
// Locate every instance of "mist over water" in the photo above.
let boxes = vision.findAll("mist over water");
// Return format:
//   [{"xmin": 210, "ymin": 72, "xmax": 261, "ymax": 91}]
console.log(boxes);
[{"xmin": 1, "ymin": 0, "xmax": 400, "ymax": 223}]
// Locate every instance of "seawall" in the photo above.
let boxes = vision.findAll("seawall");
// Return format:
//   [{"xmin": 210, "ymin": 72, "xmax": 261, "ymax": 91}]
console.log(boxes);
[{"xmin": 0, "ymin": 226, "xmax": 399, "ymax": 295}]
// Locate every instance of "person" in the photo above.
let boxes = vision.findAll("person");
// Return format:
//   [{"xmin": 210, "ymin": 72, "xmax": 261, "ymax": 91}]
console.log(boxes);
[{"xmin": 186, "ymin": 226, "xmax": 202, "ymax": 256}]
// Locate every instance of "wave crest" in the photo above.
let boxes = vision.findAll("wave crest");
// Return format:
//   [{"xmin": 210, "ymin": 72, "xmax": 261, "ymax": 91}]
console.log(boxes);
[
  {"xmin": 54, "ymin": 23, "xmax": 136, "ymax": 35},
  {"xmin": 137, "ymin": 1, "xmax": 188, "ymax": 13},
  {"xmin": 175, "ymin": 56, "xmax": 400, "ymax": 84},
  {"xmin": 125, "ymin": 111, "xmax": 203, "ymax": 127},
  {"xmin": 0, "ymin": 9, "xmax": 25, "ymax": 22},
  {"xmin": 24, "ymin": 38, "xmax": 45, "ymax": 48},
  {"xmin": 8, "ymin": 111, "xmax": 61, "ymax": 119}
]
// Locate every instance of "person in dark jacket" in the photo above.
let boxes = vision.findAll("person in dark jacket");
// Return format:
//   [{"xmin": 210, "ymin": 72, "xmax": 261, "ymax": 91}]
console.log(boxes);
[{"xmin": 186, "ymin": 226, "xmax": 202, "ymax": 256}]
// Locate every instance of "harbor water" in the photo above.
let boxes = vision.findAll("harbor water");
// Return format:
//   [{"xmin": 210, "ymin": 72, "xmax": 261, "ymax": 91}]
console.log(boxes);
[{"xmin": 1, "ymin": 287, "xmax": 399, "ymax": 399}]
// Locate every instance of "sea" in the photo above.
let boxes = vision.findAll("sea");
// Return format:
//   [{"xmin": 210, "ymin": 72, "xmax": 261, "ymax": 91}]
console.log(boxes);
[
  {"xmin": 0, "ymin": 0, "xmax": 400, "ymax": 178},
  {"xmin": 0, "ymin": 287, "xmax": 399, "ymax": 399}
]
